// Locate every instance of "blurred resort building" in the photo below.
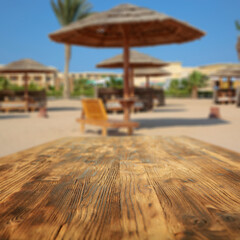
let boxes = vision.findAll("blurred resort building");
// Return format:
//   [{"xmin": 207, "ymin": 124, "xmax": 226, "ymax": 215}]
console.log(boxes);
[
  {"xmin": 134, "ymin": 62, "xmax": 240, "ymax": 88},
  {"xmin": 0, "ymin": 64, "xmax": 57, "ymax": 88},
  {"xmin": 1, "ymin": 61, "xmax": 240, "ymax": 90}
]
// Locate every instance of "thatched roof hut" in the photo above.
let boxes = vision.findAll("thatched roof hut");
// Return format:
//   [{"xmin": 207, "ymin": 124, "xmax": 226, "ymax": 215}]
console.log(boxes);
[
  {"xmin": 0, "ymin": 59, "xmax": 56, "ymax": 105},
  {"xmin": 134, "ymin": 68, "xmax": 171, "ymax": 77},
  {"xmin": 212, "ymin": 66, "xmax": 240, "ymax": 78},
  {"xmin": 134, "ymin": 68, "xmax": 171, "ymax": 88},
  {"xmin": 0, "ymin": 59, "xmax": 57, "ymax": 73},
  {"xmin": 96, "ymin": 50, "xmax": 168, "ymax": 68}
]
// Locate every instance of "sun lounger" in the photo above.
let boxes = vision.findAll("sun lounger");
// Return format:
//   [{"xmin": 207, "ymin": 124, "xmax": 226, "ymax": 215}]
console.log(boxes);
[
  {"xmin": 106, "ymin": 99, "xmax": 144, "ymax": 113},
  {"xmin": 77, "ymin": 98, "xmax": 139, "ymax": 136},
  {"xmin": 0, "ymin": 99, "xmax": 27, "ymax": 112}
]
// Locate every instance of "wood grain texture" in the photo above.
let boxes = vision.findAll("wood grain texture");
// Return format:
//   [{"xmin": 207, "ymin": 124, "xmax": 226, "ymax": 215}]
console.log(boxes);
[{"xmin": 0, "ymin": 136, "xmax": 239, "ymax": 240}]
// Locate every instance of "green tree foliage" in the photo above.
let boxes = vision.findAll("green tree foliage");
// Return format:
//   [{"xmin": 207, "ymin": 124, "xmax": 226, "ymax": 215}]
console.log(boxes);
[
  {"xmin": 166, "ymin": 79, "xmax": 190, "ymax": 97},
  {"xmin": 28, "ymin": 82, "xmax": 43, "ymax": 91},
  {"xmin": 72, "ymin": 78, "xmax": 94, "ymax": 96},
  {"xmin": 47, "ymin": 85, "xmax": 63, "ymax": 97},
  {"xmin": 0, "ymin": 77, "xmax": 10, "ymax": 90},
  {"xmin": 235, "ymin": 20, "xmax": 240, "ymax": 31},
  {"xmin": 51, "ymin": 0, "xmax": 92, "ymax": 26},
  {"xmin": 106, "ymin": 76, "xmax": 123, "ymax": 89},
  {"xmin": 188, "ymin": 71, "xmax": 208, "ymax": 98},
  {"xmin": 51, "ymin": 0, "xmax": 92, "ymax": 98},
  {"xmin": 166, "ymin": 71, "xmax": 209, "ymax": 98}
]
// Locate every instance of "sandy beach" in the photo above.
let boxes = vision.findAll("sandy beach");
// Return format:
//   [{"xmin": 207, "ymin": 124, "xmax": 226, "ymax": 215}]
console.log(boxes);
[{"xmin": 0, "ymin": 98, "xmax": 239, "ymax": 157}]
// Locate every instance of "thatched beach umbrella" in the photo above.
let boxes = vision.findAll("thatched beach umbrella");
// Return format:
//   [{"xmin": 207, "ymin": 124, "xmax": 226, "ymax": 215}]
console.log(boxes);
[
  {"xmin": 211, "ymin": 66, "xmax": 240, "ymax": 89},
  {"xmin": 0, "ymin": 59, "xmax": 56, "ymax": 107},
  {"xmin": 212, "ymin": 66, "xmax": 240, "ymax": 78},
  {"xmin": 49, "ymin": 3, "xmax": 205, "ymax": 120},
  {"xmin": 97, "ymin": 50, "xmax": 168, "ymax": 95},
  {"xmin": 134, "ymin": 68, "xmax": 171, "ymax": 88},
  {"xmin": 97, "ymin": 50, "xmax": 168, "ymax": 69}
]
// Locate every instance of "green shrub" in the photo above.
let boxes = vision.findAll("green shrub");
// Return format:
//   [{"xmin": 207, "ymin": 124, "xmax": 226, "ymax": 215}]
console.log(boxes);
[
  {"xmin": 72, "ymin": 78, "xmax": 94, "ymax": 97},
  {"xmin": 0, "ymin": 77, "xmax": 11, "ymax": 90},
  {"xmin": 106, "ymin": 76, "xmax": 123, "ymax": 89},
  {"xmin": 47, "ymin": 85, "xmax": 63, "ymax": 97}
]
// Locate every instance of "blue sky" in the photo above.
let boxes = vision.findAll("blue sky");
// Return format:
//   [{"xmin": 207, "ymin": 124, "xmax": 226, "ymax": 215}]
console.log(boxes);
[{"xmin": 0, "ymin": 0, "xmax": 240, "ymax": 72}]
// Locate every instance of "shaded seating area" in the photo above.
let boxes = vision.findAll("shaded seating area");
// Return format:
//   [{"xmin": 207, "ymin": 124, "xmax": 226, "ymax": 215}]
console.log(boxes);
[
  {"xmin": 98, "ymin": 87, "xmax": 165, "ymax": 112},
  {"xmin": 212, "ymin": 67, "xmax": 240, "ymax": 104},
  {"xmin": 0, "ymin": 90, "xmax": 46, "ymax": 112},
  {"xmin": 76, "ymin": 99, "xmax": 139, "ymax": 136},
  {"xmin": 0, "ymin": 59, "xmax": 56, "ymax": 113}
]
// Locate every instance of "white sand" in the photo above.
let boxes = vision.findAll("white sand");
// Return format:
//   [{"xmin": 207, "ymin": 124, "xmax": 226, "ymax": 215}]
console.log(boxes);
[{"xmin": 0, "ymin": 98, "xmax": 239, "ymax": 157}]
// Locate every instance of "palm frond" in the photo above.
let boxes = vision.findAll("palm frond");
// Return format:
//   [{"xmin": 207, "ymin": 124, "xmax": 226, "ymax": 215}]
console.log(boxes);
[
  {"xmin": 51, "ymin": 0, "xmax": 92, "ymax": 26},
  {"xmin": 236, "ymin": 20, "xmax": 240, "ymax": 31}
]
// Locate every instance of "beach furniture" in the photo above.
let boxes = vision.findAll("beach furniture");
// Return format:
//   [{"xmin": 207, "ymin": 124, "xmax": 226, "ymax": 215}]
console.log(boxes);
[
  {"xmin": 0, "ymin": 59, "xmax": 55, "ymax": 110},
  {"xmin": 96, "ymin": 50, "xmax": 169, "ymax": 97},
  {"xmin": 0, "ymin": 90, "xmax": 46, "ymax": 112},
  {"xmin": 0, "ymin": 136, "xmax": 240, "ymax": 239},
  {"xmin": 0, "ymin": 97, "xmax": 27, "ymax": 112},
  {"xmin": 237, "ymin": 87, "xmax": 240, "ymax": 107},
  {"xmin": 50, "ymin": 4, "xmax": 204, "ymax": 121},
  {"xmin": 212, "ymin": 67, "xmax": 240, "ymax": 104},
  {"xmin": 98, "ymin": 87, "xmax": 165, "ymax": 112},
  {"xmin": 77, "ymin": 99, "xmax": 139, "ymax": 136}
]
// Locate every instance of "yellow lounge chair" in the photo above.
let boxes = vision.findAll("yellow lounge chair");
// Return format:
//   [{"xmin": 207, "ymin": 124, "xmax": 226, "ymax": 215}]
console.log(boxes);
[{"xmin": 77, "ymin": 98, "xmax": 139, "ymax": 136}]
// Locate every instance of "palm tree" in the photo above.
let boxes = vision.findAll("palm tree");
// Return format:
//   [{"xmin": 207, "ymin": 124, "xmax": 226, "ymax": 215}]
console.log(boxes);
[
  {"xmin": 188, "ymin": 71, "xmax": 208, "ymax": 99},
  {"xmin": 235, "ymin": 21, "xmax": 240, "ymax": 31},
  {"xmin": 51, "ymin": 0, "xmax": 92, "ymax": 98}
]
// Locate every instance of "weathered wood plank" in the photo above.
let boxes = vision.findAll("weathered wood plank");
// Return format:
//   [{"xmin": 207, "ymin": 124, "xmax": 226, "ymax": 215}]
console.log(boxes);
[{"xmin": 0, "ymin": 136, "xmax": 239, "ymax": 239}]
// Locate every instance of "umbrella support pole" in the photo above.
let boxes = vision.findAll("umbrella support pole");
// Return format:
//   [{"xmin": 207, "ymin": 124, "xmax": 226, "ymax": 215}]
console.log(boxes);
[
  {"xmin": 24, "ymin": 73, "xmax": 29, "ymax": 111},
  {"xmin": 129, "ymin": 68, "xmax": 135, "ymax": 97},
  {"xmin": 119, "ymin": 99, "xmax": 135, "ymax": 121},
  {"xmin": 123, "ymin": 28, "xmax": 130, "ymax": 99},
  {"xmin": 122, "ymin": 27, "xmax": 134, "ymax": 121},
  {"xmin": 146, "ymin": 76, "xmax": 150, "ymax": 88}
]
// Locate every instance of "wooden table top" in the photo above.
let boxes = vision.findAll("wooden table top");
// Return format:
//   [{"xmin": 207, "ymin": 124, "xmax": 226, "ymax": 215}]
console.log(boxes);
[{"xmin": 0, "ymin": 136, "xmax": 240, "ymax": 240}]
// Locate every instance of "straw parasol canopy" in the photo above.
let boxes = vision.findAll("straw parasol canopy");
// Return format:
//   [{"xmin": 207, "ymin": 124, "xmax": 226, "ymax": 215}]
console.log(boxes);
[
  {"xmin": 0, "ymin": 59, "xmax": 57, "ymax": 104},
  {"xmin": 96, "ymin": 50, "xmax": 169, "ymax": 93},
  {"xmin": 49, "ymin": 4, "xmax": 205, "ymax": 47},
  {"xmin": 0, "ymin": 59, "xmax": 56, "ymax": 73},
  {"xmin": 134, "ymin": 68, "xmax": 171, "ymax": 88},
  {"xmin": 96, "ymin": 50, "xmax": 168, "ymax": 68},
  {"xmin": 134, "ymin": 68, "xmax": 170, "ymax": 77},
  {"xmin": 211, "ymin": 66, "xmax": 240, "ymax": 78},
  {"xmin": 49, "ymin": 3, "xmax": 205, "ymax": 121}
]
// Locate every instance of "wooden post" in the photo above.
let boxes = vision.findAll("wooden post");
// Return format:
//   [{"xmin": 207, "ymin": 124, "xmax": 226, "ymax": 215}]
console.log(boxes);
[
  {"xmin": 227, "ymin": 76, "xmax": 232, "ymax": 88},
  {"xmin": 128, "ymin": 127, "xmax": 133, "ymax": 136},
  {"xmin": 219, "ymin": 77, "xmax": 222, "ymax": 89},
  {"xmin": 146, "ymin": 76, "xmax": 150, "ymax": 88},
  {"xmin": 237, "ymin": 87, "xmax": 240, "ymax": 107},
  {"xmin": 80, "ymin": 123, "xmax": 85, "ymax": 133},
  {"xmin": 102, "ymin": 127, "xmax": 107, "ymax": 136},
  {"xmin": 129, "ymin": 68, "xmax": 135, "ymax": 97},
  {"xmin": 122, "ymin": 26, "xmax": 132, "ymax": 121},
  {"xmin": 123, "ymin": 29, "xmax": 130, "ymax": 98},
  {"xmin": 94, "ymin": 85, "xmax": 98, "ymax": 98},
  {"xmin": 24, "ymin": 73, "xmax": 29, "ymax": 110}
]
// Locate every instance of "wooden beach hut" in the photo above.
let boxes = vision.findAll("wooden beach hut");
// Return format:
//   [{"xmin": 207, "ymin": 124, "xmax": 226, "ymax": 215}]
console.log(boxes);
[{"xmin": 0, "ymin": 59, "xmax": 56, "ymax": 111}]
